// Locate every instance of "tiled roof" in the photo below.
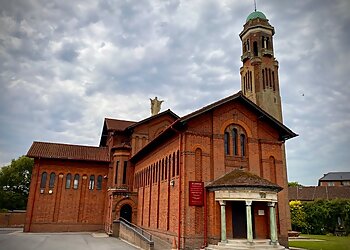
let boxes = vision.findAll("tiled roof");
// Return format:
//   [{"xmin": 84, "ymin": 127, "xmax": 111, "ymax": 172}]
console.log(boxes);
[
  {"xmin": 105, "ymin": 118, "xmax": 136, "ymax": 131},
  {"xmin": 289, "ymin": 186, "xmax": 350, "ymax": 201},
  {"xmin": 206, "ymin": 169, "xmax": 282, "ymax": 191},
  {"xmin": 319, "ymin": 172, "xmax": 350, "ymax": 181},
  {"xmin": 27, "ymin": 141, "xmax": 109, "ymax": 162}
]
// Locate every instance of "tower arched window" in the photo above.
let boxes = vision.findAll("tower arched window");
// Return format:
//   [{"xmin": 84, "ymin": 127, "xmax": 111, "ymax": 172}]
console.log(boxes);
[
  {"xmin": 253, "ymin": 41, "xmax": 258, "ymax": 56},
  {"xmin": 65, "ymin": 173, "xmax": 71, "ymax": 189},
  {"xmin": 246, "ymin": 39, "xmax": 250, "ymax": 51},
  {"xmin": 262, "ymin": 69, "xmax": 265, "ymax": 89},
  {"xmin": 40, "ymin": 172, "xmax": 47, "ymax": 189},
  {"xmin": 49, "ymin": 172, "xmax": 55, "ymax": 188}
]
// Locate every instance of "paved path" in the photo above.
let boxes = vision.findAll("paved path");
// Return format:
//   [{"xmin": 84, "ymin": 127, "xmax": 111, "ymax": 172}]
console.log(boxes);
[{"xmin": 0, "ymin": 229, "xmax": 137, "ymax": 250}]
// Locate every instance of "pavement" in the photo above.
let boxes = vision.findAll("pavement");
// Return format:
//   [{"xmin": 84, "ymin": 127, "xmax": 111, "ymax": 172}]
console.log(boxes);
[{"xmin": 0, "ymin": 228, "xmax": 138, "ymax": 250}]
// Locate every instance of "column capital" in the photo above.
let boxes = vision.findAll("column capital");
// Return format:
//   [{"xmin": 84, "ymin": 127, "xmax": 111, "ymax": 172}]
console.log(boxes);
[
  {"xmin": 245, "ymin": 200, "xmax": 252, "ymax": 206},
  {"xmin": 219, "ymin": 200, "xmax": 226, "ymax": 206},
  {"xmin": 268, "ymin": 202, "xmax": 276, "ymax": 207}
]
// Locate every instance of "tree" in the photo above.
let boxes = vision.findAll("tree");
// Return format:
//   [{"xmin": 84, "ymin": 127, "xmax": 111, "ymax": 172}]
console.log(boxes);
[
  {"xmin": 0, "ymin": 156, "xmax": 34, "ymax": 210},
  {"xmin": 288, "ymin": 182, "xmax": 302, "ymax": 187}
]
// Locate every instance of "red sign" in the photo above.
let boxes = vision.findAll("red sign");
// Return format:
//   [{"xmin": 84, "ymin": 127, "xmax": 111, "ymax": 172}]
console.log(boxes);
[{"xmin": 189, "ymin": 181, "xmax": 204, "ymax": 206}]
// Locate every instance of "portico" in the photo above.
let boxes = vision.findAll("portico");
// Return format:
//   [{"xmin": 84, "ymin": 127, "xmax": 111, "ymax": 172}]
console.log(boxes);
[{"xmin": 206, "ymin": 169, "xmax": 283, "ymax": 248}]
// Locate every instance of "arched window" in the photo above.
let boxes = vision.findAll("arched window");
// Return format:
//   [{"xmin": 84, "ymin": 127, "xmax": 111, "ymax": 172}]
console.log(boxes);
[
  {"xmin": 240, "ymin": 134, "xmax": 246, "ymax": 157},
  {"xmin": 165, "ymin": 157, "xmax": 168, "ymax": 180},
  {"xmin": 122, "ymin": 161, "xmax": 127, "ymax": 184},
  {"xmin": 172, "ymin": 152, "xmax": 175, "ymax": 177},
  {"xmin": 115, "ymin": 161, "xmax": 119, "ymax": 185},
  {"xmin": 262, "ymin": 69, "xmax": 265, "ymax": 89},
  {"xmin": 65, "ymin": 173, "xmax": 71, "ymax": 189},
  {"xmin": 40, "ymin": 172, "xmax": 47, "ymax": 189},
  {"xmin": 176, "ymin": 150, "xmax": 180, "ymax": 176},
  {"xmin": 89, "ymin": 175, "xmax": 95, "ymax": 190},
  {"xmin": 232, "ymin": 128, "xmax": 238, "ymax": 155},
  {"xmin": 73, "ymin": 174, "xmax": 80, "ymax": 189},
  {"xmin": 49, "ymin": 172, "xmax": 55, "ymax": 188},
  {"xmin": 246, "ymin": 39, "xmax": 250, "ymax": 51},
  {"xmin": 97, "ymin": 175, "xmax": 102, "ymax": 190},
  {"xmin": 224, "ymin": 132, "xmax": 230, "ymax": 155},
  {"xmin": 224, "ymin": 125, "xmax": 247, "ymax": 159},
  {"xmin": 253, "ymin": 41, "xmax": 258, "ymax": 56}
]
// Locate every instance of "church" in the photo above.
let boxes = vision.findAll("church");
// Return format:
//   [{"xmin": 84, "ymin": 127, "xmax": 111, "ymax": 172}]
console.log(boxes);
[{"xmin": 24, "ymin": 10, "xmax": 297, "ymax": 249}]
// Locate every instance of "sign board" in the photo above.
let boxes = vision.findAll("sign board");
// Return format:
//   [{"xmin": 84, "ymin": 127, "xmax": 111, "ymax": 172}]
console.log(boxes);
[{"xmin": 189, "ymin": 181, "xmax": 204, "ymax": 206}]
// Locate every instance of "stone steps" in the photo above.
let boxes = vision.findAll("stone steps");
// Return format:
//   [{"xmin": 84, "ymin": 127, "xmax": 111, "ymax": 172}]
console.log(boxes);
[{"xmin": 206, "ymin": 239, "xmax": 285, "ymax": 250}]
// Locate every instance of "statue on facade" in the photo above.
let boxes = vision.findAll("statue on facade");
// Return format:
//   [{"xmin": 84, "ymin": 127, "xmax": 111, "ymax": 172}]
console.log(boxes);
[{"xmin": 150, "ymin": 97, "xmax": 164, "ymax": 116}]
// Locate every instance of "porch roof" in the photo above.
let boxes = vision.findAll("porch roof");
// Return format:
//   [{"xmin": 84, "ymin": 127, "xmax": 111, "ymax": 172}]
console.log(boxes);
[{"xmin": 206, "ymin": 169, "xmax": 282, "ymax": 191}]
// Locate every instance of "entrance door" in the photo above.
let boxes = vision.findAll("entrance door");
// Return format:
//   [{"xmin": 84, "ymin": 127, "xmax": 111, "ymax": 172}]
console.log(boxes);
[
  {"xmin": 120, "ymin": 204, "xmax": 132, "ymax": 223},
  {"xmin": 232, "ymin": 201, "xmax": 247, "ymax": 238}
]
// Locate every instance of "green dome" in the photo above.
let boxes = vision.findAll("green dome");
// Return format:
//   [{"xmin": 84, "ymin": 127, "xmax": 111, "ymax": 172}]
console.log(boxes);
[{"xmin": 246, "ymin": 11, "xmax": 267, "ymax": 22}]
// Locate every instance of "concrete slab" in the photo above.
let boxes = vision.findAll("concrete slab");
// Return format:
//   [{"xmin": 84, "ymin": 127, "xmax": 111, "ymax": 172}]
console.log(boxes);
[{"xmin": 0, "ymin": 230, "xmax": 138, "ymax": 250}]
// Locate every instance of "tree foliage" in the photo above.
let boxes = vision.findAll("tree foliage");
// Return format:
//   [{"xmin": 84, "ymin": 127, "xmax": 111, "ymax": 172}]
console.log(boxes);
[
  {"xmin": 290, "ymin": 199, "xmax": 350, "ymax": 235},
  {"xmin": 288, "ymin": 182, "xmax": 303, "ymax": 187},
  {"xmin": 0, "ymin": 156, "xmax": 34, "ymax": 210}
]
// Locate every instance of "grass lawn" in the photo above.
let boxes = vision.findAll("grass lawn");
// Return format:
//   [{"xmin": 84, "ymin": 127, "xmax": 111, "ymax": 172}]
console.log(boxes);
[{"xmin": 289, "ymin": 234, "xmax": 350, "ymax": 250}]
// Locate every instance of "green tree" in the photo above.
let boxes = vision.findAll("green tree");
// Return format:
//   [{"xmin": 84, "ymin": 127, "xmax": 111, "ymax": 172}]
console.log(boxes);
[
  {"xmin": 288, "ymin": 181, "xmax": 302, "ymax": 187},
  {"xmin": 0, "ymin": 156, "xmax": 34, "ymax": 210}
]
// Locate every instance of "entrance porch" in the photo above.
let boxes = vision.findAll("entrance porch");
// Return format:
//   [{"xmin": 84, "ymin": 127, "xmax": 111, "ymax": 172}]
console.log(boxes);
[{"xmin": 206, "ymin": 169, "xmax": 285, "ymax": 249}]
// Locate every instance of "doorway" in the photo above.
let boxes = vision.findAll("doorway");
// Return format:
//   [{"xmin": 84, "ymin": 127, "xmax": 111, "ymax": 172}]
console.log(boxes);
[
  {"xmin": 232, "ymin": 201, "xmax": 247, "ymax": 238},
  {"xmin": 120, "ymin": 204, "xmax": 132, "ymax": 223}
]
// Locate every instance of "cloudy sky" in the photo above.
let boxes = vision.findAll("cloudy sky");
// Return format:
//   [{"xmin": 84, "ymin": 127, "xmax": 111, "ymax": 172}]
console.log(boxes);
[{"xmin": 1, "ymin": 0, "xmax": 349, "ymax": 185}]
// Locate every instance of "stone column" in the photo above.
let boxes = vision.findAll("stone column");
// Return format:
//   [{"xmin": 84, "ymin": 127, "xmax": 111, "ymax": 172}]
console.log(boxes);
[
  {"xmin": 219, "ymin": 200, "xmax": 227, "ymax": 243},
  {"xmin": 245, "ymin": 200, "xmax": 253, "ymax": 244},
  {"xmin": 268, "ymin": 202, "xmax": 278, "ymax": 245}
]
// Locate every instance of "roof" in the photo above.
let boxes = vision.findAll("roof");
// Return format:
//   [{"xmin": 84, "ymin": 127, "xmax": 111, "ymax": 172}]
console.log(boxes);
[
  {"xmin": 27, "ymin": 141, "xmax": 109, "ymax": 162},
  {"xmin": 246, "ymin": 11, "xmax": 267, "ymax": 22},
  {"xmin": 319, "ymin": 172, "xmax": 350, "ymax": 182},
  {"xmin": 105, "ymin": 118, "xmax": 136, "ymax": 131},
  {"xmin": 289, "ymin": 186, "xmax": 350, "ymax": 201},
  {"xmin": 206, "ymin": 169, "xmax": 282, "ymax": 191}
]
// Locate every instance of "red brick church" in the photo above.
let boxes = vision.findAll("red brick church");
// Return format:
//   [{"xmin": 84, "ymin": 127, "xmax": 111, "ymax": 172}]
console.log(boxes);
[{"xmin": 25, "ymin": 11, "xmax": 297, "ymax": 249}]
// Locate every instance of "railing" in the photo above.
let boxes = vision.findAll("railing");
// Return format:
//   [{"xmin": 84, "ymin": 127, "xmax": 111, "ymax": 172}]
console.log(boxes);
[
  {"xmin": 119, "ymin": 217, "xmax": 153, "ymax": 241},
  {"xmin": 114, "ymin": 218, "xmax": 154, "ymax": 250}
]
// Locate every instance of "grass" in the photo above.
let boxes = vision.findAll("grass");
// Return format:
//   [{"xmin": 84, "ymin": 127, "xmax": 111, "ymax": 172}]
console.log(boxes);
[{"xmin": 289, "ymin": 234, "xmax": 350, "ymax": 250}]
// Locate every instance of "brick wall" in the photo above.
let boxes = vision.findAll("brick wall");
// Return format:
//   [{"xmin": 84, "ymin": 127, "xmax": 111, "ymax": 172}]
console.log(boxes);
[
  {"xmin": 0, "ymin": 211, "xmax": 26, "ymax": 228},
  {"xmin": 25, "ymin": 158, "xmax": 108, "ymax": 232}
]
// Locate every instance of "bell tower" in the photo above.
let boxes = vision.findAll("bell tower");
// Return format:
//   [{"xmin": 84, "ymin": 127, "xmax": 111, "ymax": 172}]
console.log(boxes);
[{"xmin": 239, "ymin": 11, "xmax": 283, "ymax": 122}]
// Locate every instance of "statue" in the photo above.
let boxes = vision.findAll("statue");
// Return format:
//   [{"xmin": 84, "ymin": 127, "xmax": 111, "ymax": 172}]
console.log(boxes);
[{"xmin": 150, "ymin": 97, "xmax": 164, "ymax": 116}]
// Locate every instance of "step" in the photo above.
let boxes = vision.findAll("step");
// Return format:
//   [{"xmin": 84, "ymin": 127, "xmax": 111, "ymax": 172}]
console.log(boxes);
[{"xmin": 207, "ymin": 240, "xmax": 285, "ymax": 250}]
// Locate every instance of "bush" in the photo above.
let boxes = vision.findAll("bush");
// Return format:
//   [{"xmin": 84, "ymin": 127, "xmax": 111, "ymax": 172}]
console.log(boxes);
[{"xmin": 290, "ymin": 199, "xmax": 350, "ymax": 235}]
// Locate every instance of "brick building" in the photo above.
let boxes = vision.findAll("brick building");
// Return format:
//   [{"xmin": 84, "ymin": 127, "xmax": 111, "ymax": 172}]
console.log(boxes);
[
  {"xmin": 25, "ymin": 10, "xmax": 297, "ymax": 249},
  {"xmin": 318, "ymin": 172, "xmax": 350, "ymax": 187}
]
